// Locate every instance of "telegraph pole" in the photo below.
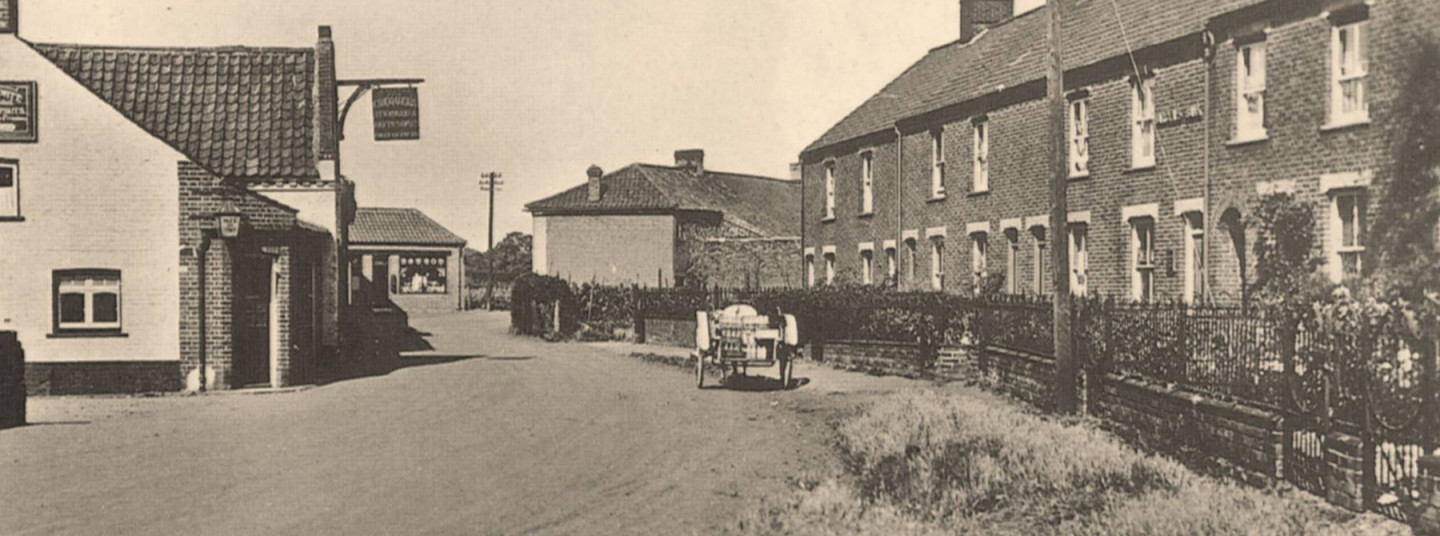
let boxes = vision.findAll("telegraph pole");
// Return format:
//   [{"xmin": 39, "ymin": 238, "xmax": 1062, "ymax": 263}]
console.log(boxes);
[
  {"xmin": 1047, "ymin": 0, "xmax": 1077, "ymax": 414},
  {"xmin": 479, "ymin": 172, "xmax": 504, "ymax": 310}
]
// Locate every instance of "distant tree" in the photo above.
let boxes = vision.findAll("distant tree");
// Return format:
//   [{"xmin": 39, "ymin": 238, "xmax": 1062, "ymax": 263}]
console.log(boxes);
[{"xmin": 465, "ymin": 232, "xmax": 533, "ymax": 287}]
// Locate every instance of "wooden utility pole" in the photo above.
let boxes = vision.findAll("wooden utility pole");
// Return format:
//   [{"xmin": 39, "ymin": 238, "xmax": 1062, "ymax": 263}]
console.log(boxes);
[
  {"xmin": 479, "ymin": 172, "xmax": 504, "ymax": 310},
  {"xmin": 1047, "ymin": 0, "xmax": 1077, "ymax": 414}
]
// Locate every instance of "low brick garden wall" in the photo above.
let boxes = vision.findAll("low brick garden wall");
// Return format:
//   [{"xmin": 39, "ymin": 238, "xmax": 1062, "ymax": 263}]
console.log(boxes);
[
  {"xmin": 1090, "ymin": 372, "xmax": 1285, "ymax": 486},
  {"xmin": 980, "ymin": 345, "xmax": 1056, "ymax": 411},
  {"xmin": 821, "ymin": 340, "xmax": 932, "ymax": 379}
]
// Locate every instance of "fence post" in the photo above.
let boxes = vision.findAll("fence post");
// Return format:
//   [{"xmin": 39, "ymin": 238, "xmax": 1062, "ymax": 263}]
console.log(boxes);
[
  {"xmin": 1425, "ymin": 336, "xmax": 1439, "ymax": 459},
  {"xmin": 552, "ymin": 299, "xmax": 562, "ymax": 337},
  {"xmin": 1359, "ymin": 334, "xmax": 1378, "ymax": 511},
  {"xmin": 1280, "ymin": 318, "xmax": 1297, "ymax": 483}
]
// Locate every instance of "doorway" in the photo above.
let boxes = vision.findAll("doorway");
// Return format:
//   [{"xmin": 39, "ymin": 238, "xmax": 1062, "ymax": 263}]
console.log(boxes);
[
  {"xmin": 371, "ymin": 255, "xmax": 390, "ymax": 306},
  {"xmin": 234, "ymin": 255, "xmax": 275, "ymax": 387}
]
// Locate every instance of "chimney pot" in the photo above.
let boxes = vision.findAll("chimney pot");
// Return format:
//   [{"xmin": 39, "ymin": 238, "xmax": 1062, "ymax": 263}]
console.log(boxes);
[
  {"xmin": 674, "ymin": 149, "xmax": 705, "ymax": 176},
  {"xmin": 587, "ymin": 165, "xmax": 604, "ymax": 202},
  {"xmin": 318, "ymin": 25, "xmax": 332, "ymax": 39}
]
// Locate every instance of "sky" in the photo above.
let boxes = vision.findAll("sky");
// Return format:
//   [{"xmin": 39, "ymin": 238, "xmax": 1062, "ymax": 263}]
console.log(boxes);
[{"xmin": 21, "ymin": 0, "xmax": 1044, "ymax": 250}]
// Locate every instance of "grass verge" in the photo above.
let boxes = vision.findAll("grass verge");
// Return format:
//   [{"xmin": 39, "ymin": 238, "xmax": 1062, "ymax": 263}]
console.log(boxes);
[{"xmin": 733, "ymin": 389, "xmax": 1405, "ymax": 535}]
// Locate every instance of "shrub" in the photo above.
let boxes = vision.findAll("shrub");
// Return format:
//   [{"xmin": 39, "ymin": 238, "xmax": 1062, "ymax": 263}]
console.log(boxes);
[
  {"xmin": 737, "ymin": 390, "xmax": 1385, "ymax": 535},
  {"xmin": 509, "ymin": 273, "xmax": 578, "ymax": 337}
]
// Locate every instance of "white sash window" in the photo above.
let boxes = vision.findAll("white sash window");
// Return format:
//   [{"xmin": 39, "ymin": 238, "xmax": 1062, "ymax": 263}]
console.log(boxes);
[{"xmin": 1236, "ymin": 41, "xmax": 1267, "ymax": 140}]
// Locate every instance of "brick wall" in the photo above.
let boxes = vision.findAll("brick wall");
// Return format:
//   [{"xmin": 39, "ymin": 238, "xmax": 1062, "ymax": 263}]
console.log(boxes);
[
  {"xmin": 179, "ymin": 162, "xmax": 318, "ymax": 390},
  {"xmin": 822, "ymin": 340, "xmax": 932, "ymax": 378},
  {"xmin": 685, "ymin": 237, "xmax": 802, "ymax": 289},
  {"xmin": 979, "ymin": 345, "xmax": 1056, "ymax": 411},
  {"xmin": 1091, "ymin": 373, "xmax": 1284, "ymax": 485},
  {"xmin": 802, "ymin": 0, "xmax": 1440, "ymax": 304},
  {"xmin": 538, "ymin": 214, "xmax": 677, "ymax": 285}
]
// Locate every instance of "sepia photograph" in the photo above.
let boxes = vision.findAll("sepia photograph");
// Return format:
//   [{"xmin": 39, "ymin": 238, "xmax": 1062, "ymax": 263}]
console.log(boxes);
[{"xmin": 1, "ymin": 0, "xmax": 1439, "ymax": 534}]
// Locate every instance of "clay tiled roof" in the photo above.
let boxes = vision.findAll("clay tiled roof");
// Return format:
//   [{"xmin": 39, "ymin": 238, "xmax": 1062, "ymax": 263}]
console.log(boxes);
[
  {"xmin": 803, "ymin": 0, "xmax": 1265, "ymax": 155},
  {"xmin": 350, "ymin": 207, "xmax": 467, "ymax": 247},
  {"xmin": 524, "ymin": 164, "xmax": 802, "ymax": 237},
  {"xmin": 31, "ymin": 43, "xmax": 319, "ymax": 179}
]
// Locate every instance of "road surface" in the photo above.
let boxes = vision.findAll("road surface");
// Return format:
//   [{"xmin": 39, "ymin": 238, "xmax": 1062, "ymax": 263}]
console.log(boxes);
[{"xmin": 1, "ymin": 311, "xmax": 876, "ymax": 535}]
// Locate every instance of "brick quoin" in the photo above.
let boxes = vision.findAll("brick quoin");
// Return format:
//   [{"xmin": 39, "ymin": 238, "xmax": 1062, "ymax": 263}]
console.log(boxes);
[{"xmin": 802, "ymin": 0, "xmax": 1440, "ymax": 304}]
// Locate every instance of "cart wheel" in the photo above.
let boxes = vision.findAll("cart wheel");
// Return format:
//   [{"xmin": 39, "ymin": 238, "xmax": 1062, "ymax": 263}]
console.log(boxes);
[
  {"xmin": 780, "ymin": 358, "xmax": 793, "ymax": 389},
  {"xmin": 696, "ymin": 353, "xmax": 705, "ymax": 389}
]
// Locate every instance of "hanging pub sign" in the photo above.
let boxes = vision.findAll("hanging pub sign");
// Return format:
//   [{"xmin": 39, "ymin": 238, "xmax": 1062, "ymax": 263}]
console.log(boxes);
[
  {"xmin": 372, "ymin": 87, "xmax": 420, "ymax": 141},
  {"xmin": 0, "ymin": 82, "xmax": 37, "ymax": 142}
]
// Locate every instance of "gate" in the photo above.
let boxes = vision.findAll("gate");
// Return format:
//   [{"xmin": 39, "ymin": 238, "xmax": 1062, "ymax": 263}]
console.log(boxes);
[{"xmin": 1284, "ymin": 321, "xmax": 1438, "ymax": 522}]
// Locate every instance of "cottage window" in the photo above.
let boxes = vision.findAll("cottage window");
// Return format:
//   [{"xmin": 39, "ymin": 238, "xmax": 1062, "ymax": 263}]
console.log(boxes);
[
  {"xmin": 1069, "ymin": 225, "xmax": 1088, "ymax": 296},
  {"xmin": 905, "ymin": 238, "xmax": 918, "ymax": 283},
  {"xmin": 1069, "ymin": 100, "xmax": 1089, "ymax": 177},
  {"xmin": 805, "ymin": 254, "xmax": 816, "ymax": 288},
  {"xmin": 1005, "ymin": 230, "xmax": 1019, "ymax": 294},
  {"xmin": 53, "ymin": 269, "xmax": 122, "ymax": 334},
  {"xmin": 1130, "ymin": 218, "xmax": 1156, "ymax": 302},
  {"xmin": 1235, "ymin": 42, "xmax": 1267, "ymax": 140},
  {"xmin": 1330, "ymin": 191, "xmax": 1366, "ymax": 282},
  {"xmin": 1131, "ymin": 77, "xmax": 1156, "ymax": 168},
  {"xmin": 930, "ymin": 130, "xmax": 946, "ymax": 198},
  {"xmin": 972, "ymin": 119, "xmax": 989, "ymax": 193},
  {"xmin": 397, "ymin": 255, "xmax": 448, "ymax": 294},
  {"xmin": 885, "ymin": 246, "xmax": 898, "ymax": 282},
  {"xmin": 970, "ymin": 232, "xmax": 988, "ymax": 294},
  {"xmin": 1330, "ymin": 21, "xmax": 1369, "ymax": 126},
  {"xmin": 930, "ymin": 239, "xmax": 945, "ymax": 291},
  {"xmin": 0, "ymin": 159, "xmax": 16, "ymax": 219},
  {"xmin": 824, "ymin": 252, "xmax": 836, "ymax": 285},
  {"xmin": 860, "ymin": 152, "xmax": 874, "ymax": 215},
  {"xmin": 824, "ymin": 164, "xmax": 836, "ymax": 220},
  {"xmin": 860, "ymin": 249, "xmax": 874, "ymax": 285},
  {"xmin": 1032, "ymin": 227, "xmax": 1047, "ymax": 295},
  {"xmin": 1183, "ymin": 213, "xmax": 1205, "ymax": 304}
]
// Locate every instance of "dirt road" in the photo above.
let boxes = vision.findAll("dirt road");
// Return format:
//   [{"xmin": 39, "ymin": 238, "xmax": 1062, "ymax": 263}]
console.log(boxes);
[{"xmin": 0, "ymin": 311, "xmax": 884, "ymax": 535}]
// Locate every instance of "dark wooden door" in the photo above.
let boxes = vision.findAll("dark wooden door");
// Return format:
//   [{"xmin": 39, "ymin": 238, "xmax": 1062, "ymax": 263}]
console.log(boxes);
[
  {"xmin": 371, "ymin": 256, "xmax": 389, "ymax": 306},
  {"xmin": 234, "ymin": 256, "xmax": 272, "ymax": 387}
]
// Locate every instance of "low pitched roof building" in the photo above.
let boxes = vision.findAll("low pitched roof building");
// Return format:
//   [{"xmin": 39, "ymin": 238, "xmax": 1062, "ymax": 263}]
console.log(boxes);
[
  {"xmin": 526, "ymin": 150, "xmax": 802, "ymax": 288},
  {"xmin": 349, "ymin": 208, "xmax": 468, "ymax": 313}
]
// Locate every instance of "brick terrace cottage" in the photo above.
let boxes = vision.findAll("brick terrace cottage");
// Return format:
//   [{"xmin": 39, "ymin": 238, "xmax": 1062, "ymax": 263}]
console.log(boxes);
[
  {"xmin": 348, "ymin": 207, "xmax": 467, "ymax": 313},
  {"xmin": 526, "ymin": 150, "xmax": 803, "ymax": 288},
  {"xmin": 801, "ymin": 0, "xmax": 1438, "ymax": 303},
  {"xmin": 0, "ymin": 1, "xmax": 363, "ymax": 393}
]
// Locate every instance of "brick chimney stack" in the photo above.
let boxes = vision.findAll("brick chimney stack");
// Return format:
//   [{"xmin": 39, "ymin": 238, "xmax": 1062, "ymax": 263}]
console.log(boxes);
[
  {"xmin": 315, "ymin": 26, "xmax": 338, "ymax": 162},
  {"xmin": 1, "ymin": 0, "xmax": 18, "ymax": 35},
  {"xmin": 675, "ymin": 149, "xmax": 705, "ymax": 176},
  {"xmin": 587, "ymin": 165, "xmax": 604, "ymax": 202},
  {"xmin": 960, "ymin": 0, "xmax": 1013, "ymax": 44}
]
